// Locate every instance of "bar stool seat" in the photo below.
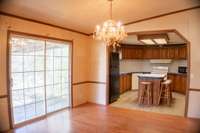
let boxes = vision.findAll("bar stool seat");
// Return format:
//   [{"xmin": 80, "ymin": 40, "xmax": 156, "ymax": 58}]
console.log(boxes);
[
  {"xmin": 158, "ymin": 79, "xmax": 172, "ymax": 106},
  {"xmin": 139, "ymin": 81, "xmax": 153, "ymax": 105}
]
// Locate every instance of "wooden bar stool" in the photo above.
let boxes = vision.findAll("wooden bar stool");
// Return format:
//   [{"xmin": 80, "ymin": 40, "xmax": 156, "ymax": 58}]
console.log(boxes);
[
  {"xmin": 139, "ymin": 81, "xmax": 153, "ymax": 105},
  {"xmin": 158, "ymin": 80, "xmax": 172, "ymax": 106}
]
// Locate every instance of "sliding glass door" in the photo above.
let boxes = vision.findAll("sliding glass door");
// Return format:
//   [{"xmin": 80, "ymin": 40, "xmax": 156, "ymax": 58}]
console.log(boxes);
[
  {"xmin": 9, "ymin": 34, "xmax": 71, "ymax": 126},
  {"xmin": 45, "ymin": 41, "xmax": 70, "ymax": 113}
]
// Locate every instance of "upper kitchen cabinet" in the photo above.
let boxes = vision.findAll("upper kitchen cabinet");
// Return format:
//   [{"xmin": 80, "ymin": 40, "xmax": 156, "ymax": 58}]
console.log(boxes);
[
  {"xmin": 121, "ymin": 45, "xmax": 143, "ymax": 59},
  {"xmin": 120, "ymin": 44, "xmax": 187, "ymax": 60},
  {"xmin": 120, "ymin": 30, "xmax": 188, "ymax": 60},
  {"xmin": 178, "ymin": 45, "xmax": 187, "ymax": 59}
]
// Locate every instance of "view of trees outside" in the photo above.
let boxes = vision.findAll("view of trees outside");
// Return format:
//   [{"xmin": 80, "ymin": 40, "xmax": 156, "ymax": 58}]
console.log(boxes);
[{"xmin": 10, "ymin": 36, "xmax": 71, "ymax": 124}]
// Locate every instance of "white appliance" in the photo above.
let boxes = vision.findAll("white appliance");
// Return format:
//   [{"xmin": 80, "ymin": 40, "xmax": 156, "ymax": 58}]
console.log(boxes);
[
  {"xmin": 151, "ymin": 66, "xmax": 168, "ymax": 80},
  {"xmin": 132, "ymin": 73, "xmax": 143, "ymax": 90}
]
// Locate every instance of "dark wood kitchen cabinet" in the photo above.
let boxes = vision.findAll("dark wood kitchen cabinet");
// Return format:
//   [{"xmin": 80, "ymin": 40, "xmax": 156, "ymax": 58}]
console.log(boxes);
[
  {"xmin": 121, "ymin": 44, "xmax": 187, "ymax": 60},
  {"xmin": 167, "ymin": 73, "xmax": 187, "ymax": 94},
  {"xmin": 122, "ymin": 46, "xmax": 143, "ymax": 59},
  {"xmin": 120, "ymin": 73, "xmax": 132, "ymax": 94},
  {"xmin": 178, "ymin": 45, "xmax": 187, "ymax": 59}
]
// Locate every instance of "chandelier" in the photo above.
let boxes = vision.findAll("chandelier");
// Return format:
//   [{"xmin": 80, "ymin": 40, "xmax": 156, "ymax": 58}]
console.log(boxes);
[{"xmin": 93, "ymin": 0, "xmax": 127, "ymax": 51}]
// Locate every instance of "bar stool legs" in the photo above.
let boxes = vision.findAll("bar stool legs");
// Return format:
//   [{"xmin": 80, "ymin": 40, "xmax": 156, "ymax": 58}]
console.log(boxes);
[
  {"xmin": 158, "ymin": 80, "xmax": 172, "ymax": 106},
  {"xmin": 139, "ymin": 82, "xmax": 152, "ymax": 106},
  {"xmin": 147, "ymin": 86, "xmax": 152, "ymax": 105},
  {"xmin": 139, "ymin": 86, "xmax": 145, "ymax": 105}
]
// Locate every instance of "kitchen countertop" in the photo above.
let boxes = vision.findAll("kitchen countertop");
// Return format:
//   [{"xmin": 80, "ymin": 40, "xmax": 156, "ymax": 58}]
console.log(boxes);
[
  {"xmin": 168, "ymin": 72, "xmax": 187, "ymax": 76},
  {"xmin": 120, "ymin": 72, "xmax": 150, "ymax": 75},
  {"xmin": 120, "ymin": 72, "xmax": 187, "ymax": 76},
  {"xmin": 137, "ymin": 73, "xmax": 166, "ymax": 78}
]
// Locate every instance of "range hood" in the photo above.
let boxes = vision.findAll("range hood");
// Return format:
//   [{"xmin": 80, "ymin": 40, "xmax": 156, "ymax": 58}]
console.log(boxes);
[{"xmin": 150, "ymin": 59, "xmax": 172, "ymax": 64}]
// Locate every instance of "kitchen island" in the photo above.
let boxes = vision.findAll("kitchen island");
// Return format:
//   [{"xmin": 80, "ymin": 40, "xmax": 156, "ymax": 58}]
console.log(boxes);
[{"xmin": 137, "ymin": 74, "xmax": 166, "ymax": 105}]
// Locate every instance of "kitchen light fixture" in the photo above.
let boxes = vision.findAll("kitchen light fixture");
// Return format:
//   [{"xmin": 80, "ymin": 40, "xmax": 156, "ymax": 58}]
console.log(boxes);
[
  {"xmin": 153, "ymin": 38, "xmax": 167, "ymax": 44},
  {"xmin": 138, "ymin": 34, "xmax": 169, "ymax": 45},
  {"xmin": 93, "ymin": 0, "xmax": 127, "ymax": 51},
  {"xmin": 140, "ymin": 39, "xmax": 155, "ymax": 45}
]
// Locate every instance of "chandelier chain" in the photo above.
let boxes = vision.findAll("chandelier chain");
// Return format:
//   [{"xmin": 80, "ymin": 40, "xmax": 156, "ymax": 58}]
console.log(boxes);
[
  {"xmin": 94, "ymin": 0, "xmax": 127, "ymax": 51},
  {"xmin": 110, "ymin": 0, "xmax": 112, "ymax": 19}
]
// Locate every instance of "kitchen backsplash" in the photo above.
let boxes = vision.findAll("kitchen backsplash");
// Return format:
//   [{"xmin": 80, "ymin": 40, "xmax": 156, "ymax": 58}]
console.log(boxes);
[{"xmin": 120, "ymin": 59, "xmax": 187, "ymax": 73}]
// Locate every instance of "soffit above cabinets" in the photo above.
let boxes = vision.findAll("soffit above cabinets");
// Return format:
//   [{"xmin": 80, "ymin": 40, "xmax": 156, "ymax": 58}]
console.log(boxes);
[
  {"xmin": 120, "ymin": 31, "xmax": 187, "ymax": 45},
  {"xmin": 0, "ymin": 0, "xmax": 199, "ymax": 34}
]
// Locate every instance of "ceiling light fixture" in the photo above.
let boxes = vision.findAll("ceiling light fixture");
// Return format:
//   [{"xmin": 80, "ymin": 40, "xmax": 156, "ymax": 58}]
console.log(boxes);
[
  {"xmin": 153, "ymin": 38, "xmax": 168, "ymax": 44},
  {"xmin": 138, "ymin": 34, "xmax": 169, "ymax": 45},
  {"xmin": 140, "ymin": 39, "xmax": 155, "ymax": 45},
  {"xmin": 93, "ymin": 0, "xmax": 127, "ymax": 51}
]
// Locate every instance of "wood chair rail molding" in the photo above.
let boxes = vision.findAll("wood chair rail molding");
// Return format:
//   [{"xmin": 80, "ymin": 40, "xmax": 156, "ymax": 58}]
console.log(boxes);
[
  {"xmin": 73, "ymin": 81, "xmax": 107, "ymax": 85},
  {"xmin": 0, "ymin": 95, "xmax": 8, "ymax": 99},
  {"xmin": 189, "ymin": 88, "xmax": 200, "ymax": 92}
]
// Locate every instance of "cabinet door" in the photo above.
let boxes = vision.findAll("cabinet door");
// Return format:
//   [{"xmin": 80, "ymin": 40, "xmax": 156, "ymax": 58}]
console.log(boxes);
[
  {"xmin": 136, "ymin": 48, "xmax": 143, "ymax": 59},
  {"xmin": 173, "ymin": 75, "xmax": 187, "ymax": 94},
  {"xmin": 122, "ymin": 48, "xmax": 130, "ymax": 59},
  {"xmin": 143, "ymin": 47, "xmax": 152, "ymax": 59},
  {"xmin": 174, "ymin": 47, "xmax": 180, "ymax": 59},
  {"xmin": 126, "ymin": 48, "xmax": 131, "ymax": 59},
  {"xmin": 159, "ymin": 47, "xmax": 169, "ymax": 59},
  {"xmin": 180, "ymin": 76, "xmax": 187, "ymax": 94},
  {"xmin": 129, "ymin": 48, "xmax": 135, "ymax": 59},
  {"xmin": 127, "ymin": 74, "xmax": 132, "ymax": 90},
  {"xmin": 168, "ymin": 47, "xmax": 175, "ymax": 59},
  {"xmin": 120, "ymin": 74, "xmax": 132, "ymax": 93},
  {"xmin": 121, "ymin": 48, "xmax": 126, "ymax": 59},
  {"xmin": 178, "ymin": 46, "xmax": 187, "ymax": 59},
  {"xmin": 123, "ymin": 75, "xmax": 126, "ymax": 93},
  {"xmin": 175, "ymin": 75, "xmax": 181, "ymax": 93},
  {"xmin": 120, "ymin": 75, "xmax": 123, "ymax": 94},
  {"xmin": 152, "ymin": 47, "xmax": 160, "ymax": 59}
]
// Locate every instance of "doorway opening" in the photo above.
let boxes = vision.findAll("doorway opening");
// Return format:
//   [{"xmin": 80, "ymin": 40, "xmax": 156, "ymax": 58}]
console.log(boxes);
[
  {"xmin": 108, "ymin": 29, "xmax": 190, "ymax": 117},
  {"xmin": 8, "ymin": 32, "xmax": 72, "ymax": 127}
]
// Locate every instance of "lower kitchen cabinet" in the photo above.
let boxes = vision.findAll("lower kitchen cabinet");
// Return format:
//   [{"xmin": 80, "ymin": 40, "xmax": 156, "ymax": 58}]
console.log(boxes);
[
  {"xmin": 167, "ymin": 73, "xmax": 187, "ymax": 94},
  {"xmin": 120, "ymin": 73, "xmax": 132, "ymax": 94}
]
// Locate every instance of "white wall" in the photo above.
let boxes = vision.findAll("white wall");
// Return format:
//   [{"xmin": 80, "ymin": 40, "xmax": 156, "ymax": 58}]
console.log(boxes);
[
  {"xmin": 87, "ymin": 39, "xmax": 108, "ymax": 105},
  {"xmin": 120, "ymin": 59, "xmax": 187, "ymax": 73}
]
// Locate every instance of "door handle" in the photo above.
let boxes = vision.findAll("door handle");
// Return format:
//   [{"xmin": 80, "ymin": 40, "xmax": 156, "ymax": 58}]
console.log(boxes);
[{"xmin": 10, "ymin": 77, "xmax": 13, "ymax": 88}]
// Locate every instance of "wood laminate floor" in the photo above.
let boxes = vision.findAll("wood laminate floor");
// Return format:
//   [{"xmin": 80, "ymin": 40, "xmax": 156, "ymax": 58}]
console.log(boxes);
[{"xmin": 5, "ymin": 103, "xmax": 200, "ymax": 133}]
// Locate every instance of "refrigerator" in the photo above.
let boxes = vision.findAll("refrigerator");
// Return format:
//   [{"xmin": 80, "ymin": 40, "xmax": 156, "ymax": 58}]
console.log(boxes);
[{"xmin": 109, "ymin": 52, "xmax": 120, "ymax": 103}]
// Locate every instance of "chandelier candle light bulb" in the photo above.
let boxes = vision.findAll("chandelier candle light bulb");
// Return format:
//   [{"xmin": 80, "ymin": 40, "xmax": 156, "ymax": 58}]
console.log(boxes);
[{"xmin": 93, "ymin": 0, "xmax": 127, "ymax": 51}]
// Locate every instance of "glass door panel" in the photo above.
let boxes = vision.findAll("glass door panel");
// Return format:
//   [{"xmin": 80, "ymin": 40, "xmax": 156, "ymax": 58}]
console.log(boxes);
[
  {"xmin": 10, "ymin": 36, "xmax": 46, "ymax": 124},
  {"xmin": 10, "ymin": 34, "xmax": 71, "ymax": 126},
  {"xmin": 46, "ymin": 41, "xmax": 71, "ymax": 113}
]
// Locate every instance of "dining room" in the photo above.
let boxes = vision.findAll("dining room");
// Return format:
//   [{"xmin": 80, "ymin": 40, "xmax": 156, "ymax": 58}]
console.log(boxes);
[{"xmin": 0, "ymin": 0, "xmax": 200, "ymax": 132}]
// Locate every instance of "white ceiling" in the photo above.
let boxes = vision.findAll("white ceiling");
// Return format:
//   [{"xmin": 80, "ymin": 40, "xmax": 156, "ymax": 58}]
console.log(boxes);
[
  {"xmin": 0, "ymin": 0, "xmax": 199, "ymax": 34},
  {"xmin": 121, "ymin": 32, "xmax": 187, "ymax": 45}
]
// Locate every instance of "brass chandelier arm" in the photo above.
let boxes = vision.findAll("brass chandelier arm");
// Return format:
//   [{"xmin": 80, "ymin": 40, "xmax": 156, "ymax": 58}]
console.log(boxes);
[{"xmin": 94, "ymin": 0, "xmax": 127, "ymax": 52}]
